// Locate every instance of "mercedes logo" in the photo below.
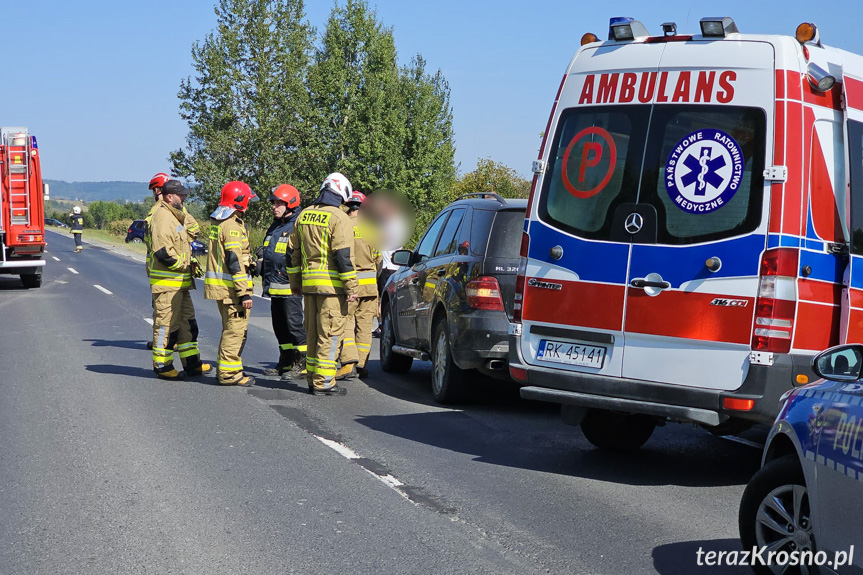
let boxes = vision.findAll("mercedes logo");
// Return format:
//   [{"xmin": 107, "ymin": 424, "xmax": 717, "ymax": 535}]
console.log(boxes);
[{"xmin": 624, "ymin": 213, "xmax": 643, "ymax": 234}]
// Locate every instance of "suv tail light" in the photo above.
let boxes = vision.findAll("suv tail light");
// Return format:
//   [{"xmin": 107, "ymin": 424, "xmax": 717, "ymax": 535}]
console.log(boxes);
[
  {"xmin": 512, "ymin": 232, "xmax": 530, "ymax": 323},
  {"xmin": 751, "ymin": 248, "xmax": 798, "ymax": 353},
  {"xmin": 466, "ymin": 276, "xmax": 505, "ymax": 311}
]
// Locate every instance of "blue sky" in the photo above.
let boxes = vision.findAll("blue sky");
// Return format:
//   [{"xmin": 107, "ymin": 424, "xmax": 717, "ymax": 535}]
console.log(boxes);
[{"xmin": 3, "ymin": 0, "xmax": 861, "ymax": 183}]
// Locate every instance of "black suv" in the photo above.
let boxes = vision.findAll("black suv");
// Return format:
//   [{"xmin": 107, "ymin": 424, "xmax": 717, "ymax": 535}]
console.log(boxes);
[{"xmin": 379, "ymin": 193, "xmax": 526, "ymax": 403}]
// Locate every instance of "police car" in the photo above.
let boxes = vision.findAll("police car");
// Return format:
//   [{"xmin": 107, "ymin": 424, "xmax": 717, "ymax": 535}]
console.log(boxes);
[{"xmin": 739, "ymin": 344, "xmax": 863, "ymax": 574}]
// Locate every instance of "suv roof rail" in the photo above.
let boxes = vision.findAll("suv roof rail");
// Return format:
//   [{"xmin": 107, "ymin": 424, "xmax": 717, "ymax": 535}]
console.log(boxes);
[{"xmin": 454, "ymin": 192, "xmax": 507, "ymax": 205}]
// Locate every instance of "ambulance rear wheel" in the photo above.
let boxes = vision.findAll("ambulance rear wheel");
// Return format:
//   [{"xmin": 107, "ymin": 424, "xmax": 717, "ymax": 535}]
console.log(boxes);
[
  {"xmin": 580, "ymin": 409, "xmax": 655, "ymax": 452},
  {"xmin": 21, "ymin": 273, "xmax": 42, "ymax": 289}
]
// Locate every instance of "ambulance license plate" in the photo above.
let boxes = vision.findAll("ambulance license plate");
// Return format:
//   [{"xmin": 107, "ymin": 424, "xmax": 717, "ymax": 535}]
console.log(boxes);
[{"xmin": 536, "ymin": 339, "xmax": 606, "ymax": 369}]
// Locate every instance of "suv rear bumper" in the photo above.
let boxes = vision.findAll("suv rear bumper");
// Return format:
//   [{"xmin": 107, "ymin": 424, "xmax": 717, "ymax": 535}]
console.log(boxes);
[
  {"xmin": 451, "ymin": 311, "xmax": 510, "ymax": 370},
  {"xmin": 510, "ymin": 334, "xmax": 814, "ymax": 425}
]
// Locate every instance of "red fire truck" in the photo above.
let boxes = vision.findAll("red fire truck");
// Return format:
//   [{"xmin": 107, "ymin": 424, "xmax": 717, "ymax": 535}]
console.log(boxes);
[{"xmin": 0, "ymin": 127, "xmax": 47, "ymax": 288}]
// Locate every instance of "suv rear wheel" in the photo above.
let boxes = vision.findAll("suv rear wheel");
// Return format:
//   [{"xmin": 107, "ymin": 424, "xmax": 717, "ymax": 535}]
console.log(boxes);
[
  {"xmin": 431, "ymin": 318, "xmax": 468, "ymax": 404},
  {"xmin": 580, "ymin": 409, "xmax": 655, "ymax": 452},
  {"xmin": 379, "ymin": 302, "xmax": 412, "ymax": 373}
]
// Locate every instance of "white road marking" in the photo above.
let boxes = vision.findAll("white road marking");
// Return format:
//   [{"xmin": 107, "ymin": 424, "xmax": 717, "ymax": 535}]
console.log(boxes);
[
  {"xmin": 316, "ymin": 436, "xmax": 360, "ymax": 459},
  {"xmin": 144, "ymin": 318, "xmax": 154, "ymax": 326},
  {"xmin": 94, "ymin": 284, "xmax": 113, "ymax": 295},
  {"xmin": 68, "ymin": 267, "xmax": 78, "ymax": 274},
  {"xmin": 314, "ymin": 435, "xmax": 410, "ymax": 496},
  {"xmin": 52, "ymin": 256, "xmax": 61, "ymax": 262},
  {"xmin": 720, "ymin": 435, "xmax": 764, "ymax": 449}
]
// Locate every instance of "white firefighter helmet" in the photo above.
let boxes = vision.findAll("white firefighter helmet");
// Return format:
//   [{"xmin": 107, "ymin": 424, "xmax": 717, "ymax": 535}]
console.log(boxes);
[
  {"xmin": 73, "ymin": 206, "xmax": 81, "ymax": 215},
  {"xmin": 320, "ymin": 172, "xmax": 352, "ymax": 203}
]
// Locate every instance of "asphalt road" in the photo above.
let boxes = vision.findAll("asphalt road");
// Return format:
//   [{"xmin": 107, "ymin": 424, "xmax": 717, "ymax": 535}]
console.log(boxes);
[{"xmin": 0, "ymin": 230, "xmax": 766, "ymax": 575}]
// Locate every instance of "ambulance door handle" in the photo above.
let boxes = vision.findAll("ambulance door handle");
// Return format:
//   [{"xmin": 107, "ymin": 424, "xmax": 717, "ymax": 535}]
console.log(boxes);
[{"xmin": 630, "ymin": 278, "xmax": 670, "ymax": 289}]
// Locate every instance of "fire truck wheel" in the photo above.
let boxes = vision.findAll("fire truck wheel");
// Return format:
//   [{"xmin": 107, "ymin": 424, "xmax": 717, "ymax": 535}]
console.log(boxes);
[
  {"xmin": 20, "ymin": 273, "xmax": 42, "ymax": 289},
  {"xmin": 580, "ymin": 409, "xmax": 655, "ymax": 452}
]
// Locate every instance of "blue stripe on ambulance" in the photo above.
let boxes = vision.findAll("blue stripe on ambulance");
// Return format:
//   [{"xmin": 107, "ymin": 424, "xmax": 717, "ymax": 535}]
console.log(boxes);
[
  {"xmin": 800, "ymin": 250, "xmax": 845, "ymax": 284},
  {"xmin": 527, "ymin": 221, "xmax": 630, "ymax": 285}
]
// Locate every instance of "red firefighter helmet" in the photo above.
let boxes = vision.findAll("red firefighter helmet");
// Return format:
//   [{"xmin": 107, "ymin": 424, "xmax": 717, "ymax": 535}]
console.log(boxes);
[
  {"xmin": 269, "ymin": 184, "xmax": 301, "ymax": 210},
  {"xmin": 219, "ymin": 181, "xmax": 258, "ymax": 212},
  {"xmin": 149, "ymin": 173, "xmax": 171, "ymax": 190},
  {"xmin": 346, "ymin": 190, "xmax": 366, "ymax": 208}
]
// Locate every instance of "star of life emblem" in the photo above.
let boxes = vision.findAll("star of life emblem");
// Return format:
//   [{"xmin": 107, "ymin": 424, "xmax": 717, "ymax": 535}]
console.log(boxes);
[{"xmin": 665, "ymin": 129, "xmax": 744, "ymax": 214}]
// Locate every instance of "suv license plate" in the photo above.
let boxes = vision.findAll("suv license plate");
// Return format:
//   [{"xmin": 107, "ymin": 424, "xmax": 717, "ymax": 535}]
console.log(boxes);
[{"xmin": 536, "ymin": 339, "xmax": 606, "ymax": 369}]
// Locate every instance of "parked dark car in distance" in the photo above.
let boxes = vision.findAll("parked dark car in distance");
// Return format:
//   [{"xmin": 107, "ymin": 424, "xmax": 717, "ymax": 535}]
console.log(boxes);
[
  {"xmin": 739, "ymin": 343, "xmax": 863, "ymax": 574},
  {"xmin": 125, "ymin": 219, "xmax": 146, "ymax": 243},
  {"xmin": 44, "ymin": 218, "xmax": 68, "ymax": 228},
  {"xmin": 379, "ymin": 193, "xmax": 527, "ymax": 403}
]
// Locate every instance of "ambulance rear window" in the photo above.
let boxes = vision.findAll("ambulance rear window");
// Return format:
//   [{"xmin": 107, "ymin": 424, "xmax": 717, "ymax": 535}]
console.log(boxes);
[{"xmin": 539, "ymin": 104, "xmax": 765, "ymax": 245}]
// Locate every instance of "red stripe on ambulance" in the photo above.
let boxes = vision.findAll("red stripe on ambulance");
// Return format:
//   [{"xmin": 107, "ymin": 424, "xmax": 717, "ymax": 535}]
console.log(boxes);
[{"xmin": 522, "ymin": 280, "xmax": 624, "ymax": 331}]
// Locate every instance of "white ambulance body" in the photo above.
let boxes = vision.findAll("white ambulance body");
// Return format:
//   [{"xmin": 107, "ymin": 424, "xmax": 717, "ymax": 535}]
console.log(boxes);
[{"xmin": 510, "ymin": 17, "xmax": 863, "ymax": 450}]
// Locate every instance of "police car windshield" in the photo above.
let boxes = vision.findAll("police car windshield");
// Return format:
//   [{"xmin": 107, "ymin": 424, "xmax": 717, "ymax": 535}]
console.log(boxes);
[{"xmin": 539, "ymin": 104, "xmax": 766, "ymax": 245}]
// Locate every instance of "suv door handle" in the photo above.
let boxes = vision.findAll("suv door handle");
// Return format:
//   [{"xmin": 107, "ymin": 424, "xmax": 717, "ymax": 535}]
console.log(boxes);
[{"xmin": 630, "ymin": 278, "xmax": 671, "ymax": 289}]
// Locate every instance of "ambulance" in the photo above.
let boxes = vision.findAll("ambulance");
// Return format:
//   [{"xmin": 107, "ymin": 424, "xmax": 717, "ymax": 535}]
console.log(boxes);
[{"xmin": 508, "ymin": 17, "xmax": 863, "ymax": 450}]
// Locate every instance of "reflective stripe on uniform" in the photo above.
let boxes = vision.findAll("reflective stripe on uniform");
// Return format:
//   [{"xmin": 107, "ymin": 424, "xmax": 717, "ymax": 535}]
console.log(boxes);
[
  {"xmin": 218, "ymin": 359, "xmax": 243, "ymax": 371},
  {"xmin": 225, "ymin": 241, "xmax": 242, "ymax": 250},
  {"xmin": 279, "ymin": 342, "xmax": 305, "ymax": 351},
  {"xmin": 205, "ymin": 270, "xmax": 234, "ymax": 288},
  {"xmin": 152, "ymin": 347, "xmax": 173, "ymax": 363},
  {"xmin": 177, "ymin": 342, "xmax": 199, "ymax": 358},
  {"xmin": 269, "ymin": 282, "xmax": 292, "ymax": 296}
]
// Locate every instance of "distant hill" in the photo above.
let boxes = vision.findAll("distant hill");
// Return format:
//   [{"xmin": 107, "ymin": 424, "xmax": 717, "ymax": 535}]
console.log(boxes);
[{"xmin": 45, "ymin": 180, "xmax": 149, "ymax": 203}]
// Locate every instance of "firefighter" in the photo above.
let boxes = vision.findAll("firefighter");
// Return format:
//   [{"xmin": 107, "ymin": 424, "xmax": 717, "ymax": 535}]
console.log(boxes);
[
  {"xmin": 70, "ymin": 206, "xmax": 84, "ymax": 252},
  {"xmin": 205, "ymin": 181, "xmax": 258, "ymax": 387},
  {"xmin": 336, "ymin": 191, "xmax": 381, "ymax": 380},
  {"xmin": 149, "ymin": 180, "xmax": 210, "ymax": 380},
  {"xmin": 287, "ymin": 173, "xmax": 358, "ymax": 396},
  {"xmin": 145, "ymin": 173, "xmax": 203, "ymax": 351},
  {"xmin": 259, "ymin": 184, "xmax": 307, "ymax": 380}
]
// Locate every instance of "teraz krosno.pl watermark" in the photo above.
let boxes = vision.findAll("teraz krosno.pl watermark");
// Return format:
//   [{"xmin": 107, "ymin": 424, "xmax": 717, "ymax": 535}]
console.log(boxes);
[{"xmin": 696, "ymin": 546, "xmax": 855, "ymax": 569}]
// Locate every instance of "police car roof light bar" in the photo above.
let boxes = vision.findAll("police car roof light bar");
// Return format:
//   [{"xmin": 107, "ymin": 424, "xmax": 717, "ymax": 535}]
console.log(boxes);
[
  {"xmin": 699, "ymin": 17, "xmax": 739, "ymax": 38},
  {"xmin": 608, "ymin": 17, "xmax": 649, "ymax": 42}
]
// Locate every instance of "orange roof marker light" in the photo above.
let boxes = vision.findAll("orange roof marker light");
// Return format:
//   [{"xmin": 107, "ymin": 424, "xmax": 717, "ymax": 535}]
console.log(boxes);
[
  {"xmin": 796, "ymin": 22, "xmax": 819, "ymax": 45},
  {"xmin": 581, "ymin": 32, "xmax": 599, "ymax": 46}
]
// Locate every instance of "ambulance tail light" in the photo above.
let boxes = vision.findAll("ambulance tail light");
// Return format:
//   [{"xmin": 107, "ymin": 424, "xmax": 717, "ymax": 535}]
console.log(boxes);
[
  {"xmin": 751, "ymin": 248, "xmax": 798, "ymax": 354},
  {"xmin": 512, "ymin": 232, "xmax": 530, "ymax": 324},
  {"xmin": 466, "ymin": 277, "xmax": 504, "ymax": 311}
]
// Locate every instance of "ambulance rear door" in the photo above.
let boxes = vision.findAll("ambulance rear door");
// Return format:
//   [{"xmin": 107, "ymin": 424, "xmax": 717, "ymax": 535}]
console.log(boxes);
[
  {"xmin": 523, "ymin": 43, "xmax": 665, "ymax": 379},
  {"xmin": 620, "ymin": 41, "xmax": 773, "ymax": 390},
  {"xmin": 840, "ymin": 72, "xmax": 863, "ymax": 343}
]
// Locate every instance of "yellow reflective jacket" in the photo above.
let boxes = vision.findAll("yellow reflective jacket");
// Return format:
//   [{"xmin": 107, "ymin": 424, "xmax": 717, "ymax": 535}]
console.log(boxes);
[
  {"xmin": 287, "ymin": 204, "xmax": 358, "ymax": 296},
  {"xmin": 204, "ymin": 212, "xmax": 253, "ymax": 302},
  {"xmin": 148, "ymin": 201, "xmax": 192, "ymax": 293},
  {"xmin": 352, "ymin": 221, "xmax": 382, "ymax": 298},
  {"xmin": 145, "ymin": 203, "xmax": 200, "ymax": 278}
]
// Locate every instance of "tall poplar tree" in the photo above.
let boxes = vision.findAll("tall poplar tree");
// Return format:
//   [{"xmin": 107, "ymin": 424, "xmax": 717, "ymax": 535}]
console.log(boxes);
[{"xmin": 171, "ymin": 0, "xmax": 316, "ymax": 225}]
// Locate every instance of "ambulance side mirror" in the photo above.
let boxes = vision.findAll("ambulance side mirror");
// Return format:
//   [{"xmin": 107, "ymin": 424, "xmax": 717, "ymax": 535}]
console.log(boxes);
[{"xmin": 812, "ymin": 345, "xmax": 863, "ymax": 381}]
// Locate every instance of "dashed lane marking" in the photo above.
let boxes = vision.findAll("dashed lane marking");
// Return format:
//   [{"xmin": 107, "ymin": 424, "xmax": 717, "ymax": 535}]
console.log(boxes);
[
  {"xmin": 68, "ymin": 268, "xmax": 78, "ymax": 274},
  {"xmin": 94, "ymin": 285, "xmax": 113, "ymax": 295},
  {"xmin": 52, "ymin": 256, "xmax": 61, "ymax": 262},
  {"xmin": 315, "ymin": 435, "xmax": 409, "ymax": 495}
]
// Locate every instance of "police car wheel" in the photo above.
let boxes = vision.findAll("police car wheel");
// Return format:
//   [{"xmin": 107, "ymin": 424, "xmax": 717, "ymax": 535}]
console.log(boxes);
[
  {"xmin": 739, "ymin": 455, "xmax": 813, "ymax": 575},
  {"xmin": 580, "ymin": 409, "xmax": 655, "ymax": 452},
  {"xmin": 430, "ymin": 318, "xmax": 468, "ymax": 405},
  {"xmin": 379, "ymin": 303, "xmax": 412, "ymax": 374}
]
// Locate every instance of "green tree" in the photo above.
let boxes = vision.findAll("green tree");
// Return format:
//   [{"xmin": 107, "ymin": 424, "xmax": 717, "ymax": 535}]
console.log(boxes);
[
  {"xmin": 450, "ymin": 158, "xmax": 530, "ymax": 201},
  {"xmin": 172, "ymin": 0, "xmax": 317, "ymax": 226},
  {"xmin": 87, "ymin": 201, "xmax": 129, "ymax": 229},
  {"xmin": 309, "ymin": 1, "xmax": 455, "ymax": 234}
]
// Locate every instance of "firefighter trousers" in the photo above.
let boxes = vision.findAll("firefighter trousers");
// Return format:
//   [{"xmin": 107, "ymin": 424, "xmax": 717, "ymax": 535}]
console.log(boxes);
[
  {"xmin": 72, "ymin": 231, "xmax": 82, "ymax": 249},
  {"xmin": 152, "ymin": 289, "xmax": 203, "ymax": 374},
  {"xmin": 339, "ymin": 296, "xmax": 377, "ymax": 368},
  {"xmin": 217, "ymin": 300, "xmax": 249, "ymax": 384},
  {"xmin": 304, "ymin": 294, "xmax": 348, "ymax": 391},
  {"xmin": 271, "ymin": 295, "xmax": 307, "ymax": 371}
]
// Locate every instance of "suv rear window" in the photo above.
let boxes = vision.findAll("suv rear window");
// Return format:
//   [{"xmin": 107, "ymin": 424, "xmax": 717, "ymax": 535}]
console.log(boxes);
[
  {"xmin": 486, "ymin": 210, "xmax": 524, "ymax": 259},
  {"xmin": 539, "ymin": 104, "xmax": 765, "ymax": 245}
]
